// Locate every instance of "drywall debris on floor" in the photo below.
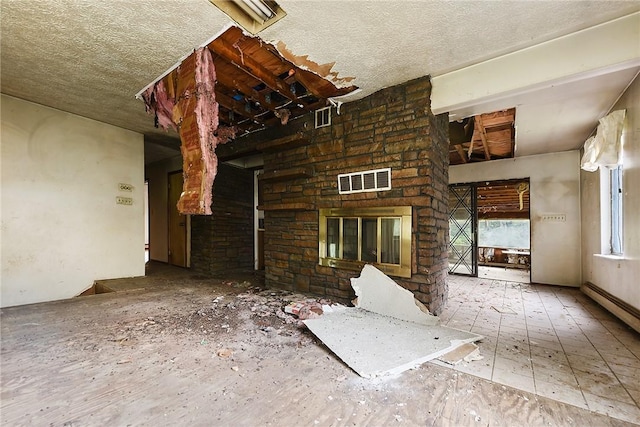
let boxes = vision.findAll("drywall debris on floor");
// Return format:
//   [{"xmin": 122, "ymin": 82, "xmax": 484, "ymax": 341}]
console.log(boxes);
[
  {"xmin": 351, "ymin": 264, "xmax": 438, "ymax": 326},
  {"xmin": 304, "ymin": 265, "xmax": 482, "ymax": 378},
  {"xmin": 438, "ymin": 342, "xmax": 482, "ymax": 365},
  {"xmin": 284, "ymin": 301, "xmax": 324, "ymax": 320},
  {"xmin": 491, "ymin": 305, "xmax": 518, "ymax": 314}
]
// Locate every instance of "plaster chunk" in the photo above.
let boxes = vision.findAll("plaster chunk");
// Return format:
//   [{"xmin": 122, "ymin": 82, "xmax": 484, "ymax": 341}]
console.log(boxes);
[{"xmin": 351, "ymin": 264, "xmax": 439, "ymax": 326}]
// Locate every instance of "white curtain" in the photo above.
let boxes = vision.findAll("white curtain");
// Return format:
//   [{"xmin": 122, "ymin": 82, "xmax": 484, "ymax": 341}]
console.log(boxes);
[{"xmin": 581, "ymin": 109, "xmax": 626, "ymax": 172}]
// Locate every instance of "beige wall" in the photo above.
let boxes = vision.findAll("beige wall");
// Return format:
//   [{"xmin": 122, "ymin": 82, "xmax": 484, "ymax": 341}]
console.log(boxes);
[
  {"xmin": 581, "ymin": 74, "xmax": 640, "ymax": 319},
  {"xmin": 450, "ymin": 151, "xmax": 582, "ymax": 287},
  {"xmin": 1, "ymin": 95, "xmax": 145, "ymax": 307},
  {"xmin": 145, "ymin": 155, "xmax": 183, "ymax": 263}
]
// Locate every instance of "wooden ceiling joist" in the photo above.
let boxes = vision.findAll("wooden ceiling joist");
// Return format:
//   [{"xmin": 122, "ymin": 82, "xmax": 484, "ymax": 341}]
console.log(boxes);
[
  {"xmin": 454, "ymin": 145, "xmax": 467, "ymax": 163},
  {"xmin": 208, "ymin": 37, "xmax": 302, "ymax": 105},
  {"xmin": 449, "ymin": 108, "xmax": 516, "ymax": 166},
  {"xmin": 474, "ymin": 116, "xmax": 492, "ymax": 161}
]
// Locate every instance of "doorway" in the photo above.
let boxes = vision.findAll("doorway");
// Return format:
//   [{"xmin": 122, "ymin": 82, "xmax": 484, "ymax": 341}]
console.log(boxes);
[
  {"xmin": 448, "ymin": 178, "xmax": 531, "ymax": 280},
  {"xmin": 168, "ymin": 171, "xmax": 188, "ymax": 267},
  {"xmin": 255, "ymin": 170, "xmax": 264, "ymax": 270},
  {"xmin": 448, "ymin": 184, "xmax": 477, "ymax": 276}
]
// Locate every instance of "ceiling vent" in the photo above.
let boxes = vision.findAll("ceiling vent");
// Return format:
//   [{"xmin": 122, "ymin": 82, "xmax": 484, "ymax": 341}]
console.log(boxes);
[
  {"xmin": 315, "ymin": 106, "xmax": 331, "ymax": 129},
  {"xmin": 338, "ymin": 168, "xmax": 391, "ymax": 194}
]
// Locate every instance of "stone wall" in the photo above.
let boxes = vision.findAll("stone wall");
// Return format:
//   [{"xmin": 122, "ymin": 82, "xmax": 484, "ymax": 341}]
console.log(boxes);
[
  {"xmin": 261, "ymin": 76, "xmax": 450, "ymax": 314},
  {"xmin": 191, "ymin": 163, "xmax": 255, "ymax": 275}
]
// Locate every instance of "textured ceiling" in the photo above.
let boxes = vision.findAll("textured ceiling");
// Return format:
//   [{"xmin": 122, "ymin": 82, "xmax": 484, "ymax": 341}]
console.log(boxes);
[{"xmin": 1, "ymin": 1, "xmax": 639, "ymax": 162}]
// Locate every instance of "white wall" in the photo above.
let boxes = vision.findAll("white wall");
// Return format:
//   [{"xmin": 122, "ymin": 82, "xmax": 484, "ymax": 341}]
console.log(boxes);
[
  {"xmin": 450, "ymin": 151, "xmax": 582, "ymax": 287},
  {"xmin": 145, "ymin": 155, "xmax": 182, "ymax": 263},
  {"xmin": 1, "ymin": 95, "xmax": 145, "ymax": 307},
  {"xmin": 581, "ymin": 75, "xmax": 640, "ymax": 316}
]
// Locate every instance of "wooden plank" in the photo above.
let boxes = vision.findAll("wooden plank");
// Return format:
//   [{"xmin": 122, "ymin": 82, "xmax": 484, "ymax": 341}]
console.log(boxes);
[
  {"xmin": 257, "ymin": 133, "xmax": 308, "ymax": 152},
  {"xmin": 258, "ymin": 166, "xmax": 313, "ymax": 182},
  {"xmin": 215, "ymin": 91, "xmax": 264, "ymax": 124},
  {"xmin": 479, "ymin": 108, "xmax": 516, "ymax": 127},
  {"xmin": 256, "ymin": 202, "xmax": 314, "ymax": 211},
  {"xmin": 213, "ymin": 60, "xmax": 275, "ymax": 112},
  {"xmin": 207, "ymin": 30, "xmax": 302, "ymax": 104},
  {"xmin": 474, "ymin": 115, "xmax": 492, "ymax": 160},
  {"xmin": 454, "ymin": 144, "xmax": 467, "ymax": 163}
]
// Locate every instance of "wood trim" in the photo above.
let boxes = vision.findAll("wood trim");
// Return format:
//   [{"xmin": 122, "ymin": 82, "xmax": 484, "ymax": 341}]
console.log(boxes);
[
  {"xmin": 257, "ymin": 133, "xmax": 308, "ymax": 152},
  {"xmin": 582, "ymin": 281, "xmax": 640, "ymax": 333},
  {"xmin": 258, "ymin": 166, "xmax": 313, "ymax": 182},
  {"xmin": 257, "ymin": 203, "xmax": 314, "ymax": 211},
  {"xmin": 582, "ymin": 282, "xmax": 640, "ymax": 319}
]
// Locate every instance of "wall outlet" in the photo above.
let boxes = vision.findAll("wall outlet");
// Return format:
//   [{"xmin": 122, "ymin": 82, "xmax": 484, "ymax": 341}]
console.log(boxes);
[
  {"xmin": 541, "ymin": 213, "xmax": 566, "ymax": 222},
  {"xmin": 119, "ymin": 183, "xmax": 133, "ymax": 192},
  {"xmin": 116, "ymin": 196, "xmax": 133, "ymax": 205}
]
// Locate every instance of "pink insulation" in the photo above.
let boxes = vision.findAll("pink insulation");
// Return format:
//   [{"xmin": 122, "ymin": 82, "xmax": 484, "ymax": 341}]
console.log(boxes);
[
  {"xmin": 141, "ymin": 79, "xmax": 176, "ymax": 131},
  {"xmin": 141, "ymin": 47, "xmax": 236, "ymax": 215},
  {"xmin": 194, "ymin": 47, "xmax": 220, "ymax": 215}
]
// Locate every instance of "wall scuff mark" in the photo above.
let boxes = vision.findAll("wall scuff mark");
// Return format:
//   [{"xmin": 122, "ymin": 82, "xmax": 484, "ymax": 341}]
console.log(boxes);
[{"xmin": 142, "ymin": 47, "xmax": 236, "ymax": 215}]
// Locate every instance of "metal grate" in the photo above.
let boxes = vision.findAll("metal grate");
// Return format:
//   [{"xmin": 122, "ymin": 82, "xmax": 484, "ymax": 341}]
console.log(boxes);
[{"xmin": 338, "ymin": 168, "xmax": 391, "ymax": 194}]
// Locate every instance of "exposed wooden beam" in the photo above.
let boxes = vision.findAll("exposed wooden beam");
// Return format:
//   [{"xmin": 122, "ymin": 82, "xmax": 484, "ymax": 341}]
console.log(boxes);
[
  {"xmin": 474, "ymin": 116, "xmax": 492, "ymax": 160},
  {"xmin": 215, "ymin": 91, "xmax": 264, "ymax": 124},
  {"xmin": 454, "ymin": 144, "xmax": 468, "ymax": 163},
  {"xmin": 207, "ymin": 36, "xmax": 302, "ymax": 105},
  {"xmin": 213, "ymin": 64, "xmax": 274, "ymax": 112},
  {"xmin": 479, "ymin": 108, "xmax": 516, "ymax": 127}
]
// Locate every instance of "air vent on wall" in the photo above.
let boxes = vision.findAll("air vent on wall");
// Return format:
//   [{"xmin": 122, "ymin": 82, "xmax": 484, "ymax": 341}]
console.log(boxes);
[
  {"xmin": 315, "ymin": 106, "xmax": 331, "ymax": 128},
  {"xmin": 338, "ymin": 168, "xmax": 391, "ymax": 194}
]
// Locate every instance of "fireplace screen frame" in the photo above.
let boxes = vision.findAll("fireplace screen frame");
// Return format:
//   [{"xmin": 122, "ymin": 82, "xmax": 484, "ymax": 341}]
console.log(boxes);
[{"xmin": 318, "ymin": 206, "xmax": 412, "ymax": 278}]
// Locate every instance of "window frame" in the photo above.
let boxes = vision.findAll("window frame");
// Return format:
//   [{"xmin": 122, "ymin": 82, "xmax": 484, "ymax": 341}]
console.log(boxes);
[
  {"xmin": 600, "ymin": 164, "xmax": 624, "ymax": 256},
  {"xmin": 318, "ymin": 206, "xmax": 412, "ymax": 278},
  {"xmin": 610, "ymin": 165, "xmax": 623, "ymax": 255}
]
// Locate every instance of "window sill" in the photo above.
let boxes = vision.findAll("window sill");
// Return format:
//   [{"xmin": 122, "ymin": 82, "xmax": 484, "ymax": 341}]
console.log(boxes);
[{"xmin": 594, "ymin": 254, "xmax": 625, "ymax": 261}]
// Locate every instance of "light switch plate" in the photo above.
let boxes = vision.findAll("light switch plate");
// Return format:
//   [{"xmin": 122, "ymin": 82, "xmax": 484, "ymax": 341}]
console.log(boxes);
[
  {"xmin": 541, "ymin": 213, "xmax": 566, "ymax": 222},
  {"xmin": 116, "ymin": 196, "xmax": 133, "ymax": 205},
  {"xmin": 119, "ymin": 183, "xmax": 133, "ymax": 192}
]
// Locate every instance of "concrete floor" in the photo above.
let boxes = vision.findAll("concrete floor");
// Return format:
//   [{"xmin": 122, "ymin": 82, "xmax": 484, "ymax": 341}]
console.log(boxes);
[
  {"xmin": 1, "ymin": 263, "xmax": 638, "ymax": 426},
  {"xmin": 439, "ymin": 273, "xmax": 640, "ymax": 424}
]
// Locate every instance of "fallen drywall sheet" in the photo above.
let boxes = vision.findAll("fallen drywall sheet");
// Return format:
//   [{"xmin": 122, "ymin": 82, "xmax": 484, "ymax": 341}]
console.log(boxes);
[
  {"xmin": 304, "ymin": 307, "xmax": 482, "ymax": 378},
  {"xmin": 438, "ymin": 342, "xmax": 482, "ymax": 365},
  {"xmin": 351, "ymin": 264, "xmax": 439, "ymax": 326}
]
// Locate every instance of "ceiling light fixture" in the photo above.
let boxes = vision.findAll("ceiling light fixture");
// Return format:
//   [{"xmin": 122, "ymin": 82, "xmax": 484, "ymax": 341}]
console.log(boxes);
[
  {"xmin": 210, "ymin": 0, "xmax": 286, "ymax": 34},
  {"xmin": 232, "ymin": 0, "xmax": 274, "ymax": 23}
]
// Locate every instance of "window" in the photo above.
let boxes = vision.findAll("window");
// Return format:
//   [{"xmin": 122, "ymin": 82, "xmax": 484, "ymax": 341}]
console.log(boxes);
[
  {"xmin": 610, "ymin": 165, "xmax": 623, "ymax": 255},
  {"xmin": 599, "ymin": 165, "xmax": 624, "ymax": 256},
  {"xmin": 315, "ymin": 106, "xmax": 331, "ymax": 128},
  {"xmin": 478, "ymin": 219, "xmax": 530, "ymax": 250},
  {"xmin": 319, "ymin": 206, "xmax": 411, "ymax": 278}
]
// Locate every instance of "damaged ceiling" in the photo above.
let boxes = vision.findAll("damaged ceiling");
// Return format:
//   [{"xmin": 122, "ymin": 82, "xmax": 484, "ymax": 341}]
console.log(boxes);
[
  {"xmin": 449, "ymin": 109, "xmax": 516, "ymax": 165},
  {"xmin": 138, "ymin": 26, "xmax": 358, "ymax": 213},
  {"xmin": 140, "ymin": 26, "xmax": 357, "ymax": 136},
  {"xmin": 1, "ymin": 1, "xmax": 639, "ymax": 163}
]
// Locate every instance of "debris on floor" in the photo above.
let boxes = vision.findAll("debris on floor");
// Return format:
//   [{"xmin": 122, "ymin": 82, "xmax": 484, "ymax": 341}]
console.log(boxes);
[
  {"xmin": 284, "ymin": 301, "xmax": 324, "ymax": 320},
  {"xmin": 304, "ymin": 265, "xmax": 483, "ymax": 378},
  {"xmin": 491, "ymin": 305, "xmax": 518, "ymax": 314},
  {"xmin": 351, "ymin": 264, "xmax": 439, "ymax": 326},
  {"xmin": 438, "ymin": 342, "xmax": 482, "ymax": 365}
]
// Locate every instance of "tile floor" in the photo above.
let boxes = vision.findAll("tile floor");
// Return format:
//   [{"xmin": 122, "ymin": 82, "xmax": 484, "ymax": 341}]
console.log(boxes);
[{"xmin": 434, "ymin": 272, "xmax": 640, "ymax": 424}]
